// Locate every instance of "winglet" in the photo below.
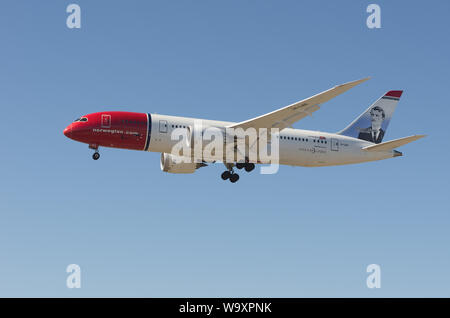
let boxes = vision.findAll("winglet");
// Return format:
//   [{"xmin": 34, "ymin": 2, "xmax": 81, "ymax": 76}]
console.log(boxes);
[{"xmin": 336, "ymin": 77, "xmax": 371, "ymax": 89}]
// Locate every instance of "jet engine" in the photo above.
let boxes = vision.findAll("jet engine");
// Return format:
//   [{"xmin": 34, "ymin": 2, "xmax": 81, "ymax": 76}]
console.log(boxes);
[{"xmin": 160, "ymin": 153, "xmax": 205, "ymax": 174}]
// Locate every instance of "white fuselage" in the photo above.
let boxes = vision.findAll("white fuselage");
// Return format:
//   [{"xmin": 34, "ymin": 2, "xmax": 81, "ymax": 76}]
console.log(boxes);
[{"xmin": 148, "ymin": 114, "xmax": 395, "ymax": 167}]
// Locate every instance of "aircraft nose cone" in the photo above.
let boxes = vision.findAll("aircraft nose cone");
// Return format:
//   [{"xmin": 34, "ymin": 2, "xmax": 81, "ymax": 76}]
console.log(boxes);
[{"xmin": 63, "ymin": 125, "xmax": 72, "ymax": 138}]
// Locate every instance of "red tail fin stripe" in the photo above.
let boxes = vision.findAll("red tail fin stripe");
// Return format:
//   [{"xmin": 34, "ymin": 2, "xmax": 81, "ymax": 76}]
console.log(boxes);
[{"xmin": 385, "ymin": 90, "xmax": 403, "ymax": 98}]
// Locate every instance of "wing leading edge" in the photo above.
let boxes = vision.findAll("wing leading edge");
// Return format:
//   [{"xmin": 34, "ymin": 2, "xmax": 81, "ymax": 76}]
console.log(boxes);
[{"xmin": 228, "ymin": 77, "xmax": 370, "ymax": 131}]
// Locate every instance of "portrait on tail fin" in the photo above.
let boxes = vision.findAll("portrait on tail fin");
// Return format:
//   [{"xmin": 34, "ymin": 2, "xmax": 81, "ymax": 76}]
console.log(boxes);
[
  {"xmin": 338, "ymin": 90, "xmax": 402, "ymax": 144},
  {"xmin": 357, "ymin": 106, "xmax": 385, "ymax": 144}
]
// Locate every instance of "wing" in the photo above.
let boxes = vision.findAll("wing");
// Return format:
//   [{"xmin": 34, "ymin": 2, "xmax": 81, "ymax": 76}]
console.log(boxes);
[{"xmin": 228, "ymin": 77, "xmax": 370, "ymax": 131}]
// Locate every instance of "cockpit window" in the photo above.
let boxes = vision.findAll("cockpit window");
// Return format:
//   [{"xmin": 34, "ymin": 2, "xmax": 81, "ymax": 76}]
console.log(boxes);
[
  {"xmin": 73, "ymin": 117, "xmax": 88, "ymax": 122},
  {"xmin": 73, "ymin": 118, "xmax": 80, "ymax": 122}
]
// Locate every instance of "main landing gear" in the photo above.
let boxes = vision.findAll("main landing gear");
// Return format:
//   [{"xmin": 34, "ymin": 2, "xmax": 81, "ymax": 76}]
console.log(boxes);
[
  {"xmin": 236, "ymin": 162, "xmax": 255, "ymax": 172},
  {"xmin": 221, "ymin": 170, "xmax": 239, "ymax": 183},
  {"xmin": 221, "ymin": 162, "xmax": 255, "ymax": 183}
]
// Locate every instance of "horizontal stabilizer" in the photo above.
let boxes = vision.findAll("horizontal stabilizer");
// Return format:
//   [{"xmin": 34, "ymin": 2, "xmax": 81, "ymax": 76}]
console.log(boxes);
[{"xmin": 362, "ymin": 135, "xmax": 426, "ymax": 152}]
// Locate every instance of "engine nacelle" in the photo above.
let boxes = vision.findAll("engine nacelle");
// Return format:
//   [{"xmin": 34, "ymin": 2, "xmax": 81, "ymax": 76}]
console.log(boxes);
[{"xmin": 160, "ymin": 153, "xmax": 197, "ymax": 174}]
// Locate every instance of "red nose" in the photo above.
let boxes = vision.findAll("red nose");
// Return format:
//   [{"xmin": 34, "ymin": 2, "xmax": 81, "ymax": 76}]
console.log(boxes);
[{"xmin": 63, "ymin": 124, "xmax": 72, "ymax": 138}]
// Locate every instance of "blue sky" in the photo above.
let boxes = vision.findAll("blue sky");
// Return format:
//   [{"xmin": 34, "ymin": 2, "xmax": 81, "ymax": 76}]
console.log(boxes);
[{"xmin": 0, "ymin": 1, "xmax": 449, "ymax": 297}]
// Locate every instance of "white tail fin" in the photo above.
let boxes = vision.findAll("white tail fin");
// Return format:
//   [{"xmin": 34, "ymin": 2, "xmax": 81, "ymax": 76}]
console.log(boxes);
[
  {"xmin": 338, "ymin": 90, "xmax": 403, "ymax": 144},
  {"xmin": 362, "ymin": 135, "xmax": 426, "ymax": 152}
]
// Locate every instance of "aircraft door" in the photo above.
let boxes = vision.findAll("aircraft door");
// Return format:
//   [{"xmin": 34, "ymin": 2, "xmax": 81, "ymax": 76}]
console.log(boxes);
[
  {"xmin": 159, "ymin": 120, "xmax": 168, "ymax": 133},
  {"xmin": 331, "ymin": 138, "xmax": 339, "ymax": 151}
]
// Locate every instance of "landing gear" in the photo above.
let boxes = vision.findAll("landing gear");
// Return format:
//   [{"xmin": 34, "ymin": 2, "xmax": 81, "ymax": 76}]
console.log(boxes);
[
  {"xmin": 221, "ymin": 171, "xmax": 231, "ymax": 180},
  {"xmin": 221, "ymin": 171, "xmax": 239, "ymax": 183},
  {"xmin": 236, "ymin": 162, "xmax": 255, "ymax": 172},
  {"xmin": 244, "ymin": 163, "xmax": 255, "ymax": 172},
  {"xmin": 221, "ymin": 163, "xmax": 240, "ymax": 183},
  {"xmin": 221, "ymin": 161, "xmax": 255, "ymax": 183},
  {"xmin": 229, "ymin": 173, "xmax": 239, "ymax": 183},
  {"xmin": 89, "ymin": 144, "xmax": 100, "ymax": 160}
]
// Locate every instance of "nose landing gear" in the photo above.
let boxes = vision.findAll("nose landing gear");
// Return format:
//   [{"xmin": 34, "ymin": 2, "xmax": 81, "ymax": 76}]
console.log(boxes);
[{"xmin": 89, "ymin": 144, "xmax": 100, "ymax": 160}]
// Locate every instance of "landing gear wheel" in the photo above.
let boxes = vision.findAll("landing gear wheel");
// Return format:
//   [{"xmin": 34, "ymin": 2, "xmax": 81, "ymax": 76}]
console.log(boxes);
[
  {"xmin": 92, "ymin": 152, "xmax": 100, "ymax": 160},
  {"xmin": 244, "ymin": 163, "xmax": 255, "ymax": 172},
  {"xmin": 221, "ymin": 171, "xmax": 231, "ymax": 180},
  {"xmin": 236, "ymin": 162, "xmax": 245, "ymax": 170},
  {"xmin": 229, "ymin": 173, "xmax": 239, "ymax": 183}
]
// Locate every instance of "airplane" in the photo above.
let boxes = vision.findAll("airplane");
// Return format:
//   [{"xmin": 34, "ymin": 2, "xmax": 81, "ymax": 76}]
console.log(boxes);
[{"xmin": 63, "ymin": 77, "xmax": 425, "ymax": 183}]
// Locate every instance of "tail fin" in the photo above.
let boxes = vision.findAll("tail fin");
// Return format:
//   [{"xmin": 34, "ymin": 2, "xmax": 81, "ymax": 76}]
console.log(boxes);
[{"xmin": 338, "ymin": 90, "xmax": 403, "ymax": 144}]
